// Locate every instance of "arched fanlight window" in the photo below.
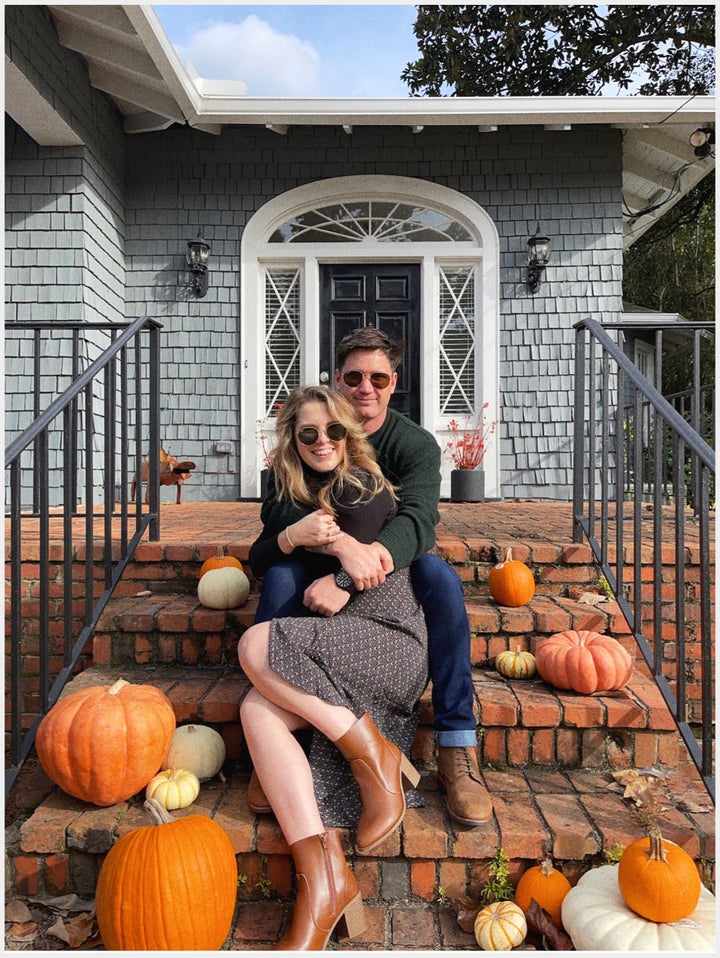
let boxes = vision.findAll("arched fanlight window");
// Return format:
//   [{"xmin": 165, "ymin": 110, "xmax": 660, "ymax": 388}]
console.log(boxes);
[{"xmin": 270, "ymin": 201, "xmax": 473, "ymax": 243}]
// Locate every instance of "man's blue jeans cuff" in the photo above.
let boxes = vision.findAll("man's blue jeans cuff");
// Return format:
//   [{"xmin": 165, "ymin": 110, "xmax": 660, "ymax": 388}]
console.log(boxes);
[{"xmin": 436, "ymin": 730, "xmax": 477, "ymax": 748}]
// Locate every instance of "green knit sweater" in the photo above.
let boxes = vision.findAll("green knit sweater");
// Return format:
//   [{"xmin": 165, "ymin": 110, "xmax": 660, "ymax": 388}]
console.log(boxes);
[{"xmin": 258, "ymin": 408, "xmax": 441, "ymax": 572}]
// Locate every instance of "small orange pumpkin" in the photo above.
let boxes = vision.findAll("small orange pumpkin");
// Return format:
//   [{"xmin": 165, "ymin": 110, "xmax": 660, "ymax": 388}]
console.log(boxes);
[
  {"xmin": 96, "ymin": 798, "xmax": 238, "ymax": 949},
  {"xmin": 535, "ymin": 629, "xmax": 633, "ymax": 694},
  {"xmin": 514, "ymin": 857, "xmax": 571, "ymax": 929},
  {"xmin": 488, "ymin": 548, "xmax": 536, "ymax": 607},
  {"xmin": 199, "ymin": 547, "xmax": 244, "ymax": 578},
  {"xmin": 35, "ymin": 678, "xmax": 176, "ymax": 805},
  {"xmin": 617, "ymin": 827, "xmax": 701, "ymax": 923}
]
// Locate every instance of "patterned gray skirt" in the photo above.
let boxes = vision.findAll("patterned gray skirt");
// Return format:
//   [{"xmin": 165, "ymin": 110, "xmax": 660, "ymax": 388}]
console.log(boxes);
[{"xmin": 268, "ymin": 568, "xmax": 429, "ymax": 828}]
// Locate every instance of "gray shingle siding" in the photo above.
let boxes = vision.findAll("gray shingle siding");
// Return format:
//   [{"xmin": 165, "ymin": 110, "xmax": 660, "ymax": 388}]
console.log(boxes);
[{"xmin": 6, "ymin": 9, "xmax": 627, "ymax": 503}]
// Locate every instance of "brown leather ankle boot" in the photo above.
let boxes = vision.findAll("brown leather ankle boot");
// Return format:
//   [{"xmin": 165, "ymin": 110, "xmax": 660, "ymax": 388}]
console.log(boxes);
[
  {"xmin": 274, "ymin": 829, "xmax": 366, "ymax": 951},
  {"xmin": 437, "ymin": 746, "xmax": 493, "ymax": 825},
  {"xmin": 334, "ymin": 712, "xmax": 420, "ymax": 854}
]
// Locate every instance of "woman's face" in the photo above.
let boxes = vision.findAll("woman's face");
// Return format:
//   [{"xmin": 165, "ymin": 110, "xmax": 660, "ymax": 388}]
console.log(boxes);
[{"xmin": 293, "ymin": 401, "xmax": 346, "ymax": 473}]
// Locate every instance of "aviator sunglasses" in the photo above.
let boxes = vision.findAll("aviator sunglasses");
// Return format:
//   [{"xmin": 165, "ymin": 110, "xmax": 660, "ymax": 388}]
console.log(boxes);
[
  {"xmin": 297, "ymin": 421, "xmax": 348, "ymax": 445},
  {"xmin": 342, "ymin": 370, "xmax": 392, "ymax": 389}
]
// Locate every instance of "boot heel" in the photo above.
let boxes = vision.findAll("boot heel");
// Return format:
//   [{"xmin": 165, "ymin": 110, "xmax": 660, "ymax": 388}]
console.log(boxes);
[
  {"xmin": 335, "ymin": 891, "xmax": 366, "ymax": 941},
  {"xmin": 400, "ymin": 752, "xmax": 420, "ymax": 790}
]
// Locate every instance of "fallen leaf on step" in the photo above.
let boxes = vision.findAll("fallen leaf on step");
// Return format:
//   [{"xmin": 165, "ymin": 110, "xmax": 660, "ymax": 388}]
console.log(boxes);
[
  {"xmin": 577, "ymin": 591, "xmax": 610, "ymax": 606},
  {"xmin": 4, "ymin": 899, "xmax": 33, "ymax": 922},
  {"xmin": 5, "ymin": 921, "xmax": 37, "ymax": 943},
  {"xmin": 453, "ymin": 895, "xmax": 483, "ymax": 933},
  {"xmin": 47, "ymin": 913, "xmax": 96, "ymax": 948},
  {"xmin": 527, "ymin": 900, "xmax": 574, "ymax": 950}
]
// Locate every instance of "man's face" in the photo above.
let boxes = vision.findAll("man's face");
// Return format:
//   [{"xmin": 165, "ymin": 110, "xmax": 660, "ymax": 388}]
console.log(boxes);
[{"xmin": 334, "ymin": 348, "xmax": 397, "ymax": 431}]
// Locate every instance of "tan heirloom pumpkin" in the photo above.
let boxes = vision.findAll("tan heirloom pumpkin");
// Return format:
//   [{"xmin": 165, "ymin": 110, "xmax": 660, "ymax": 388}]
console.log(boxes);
[
  {"xmin": 495, "ymin": 647, "xmax": 536, "ymax": 680},
  {"xmin": 197, "ymin": 565, "xmax": 250, "ymax": 609},
  {"xmin": 561, "ymin": 864, "xmax": 715, "ymax": 951},
  {"xmin": 514, "ymin": 858, "xmax": 571, "ymax": 929},
  {"xmin": 146, "ymin": 767, "xmax": 200, "ymax": 810},
  {"xmin": 35, "ymin": 678, "xmax": 176, "ymax": 805},
  {"xmin": 162, "ymin": 723, "xmax": 226, "ymax": 781},
  {"xmin": 199, "ymin": 546, "xmax": 244, "ymax": 578},
  {"xmin": 488, "ymin": 548, "xmax": 536, "ymax": 607},
  {"xmin": 95, "ymin": 798, "xmax": 238, "ymax": 950},
  {"xmin": 535, "ymin": 629, "xmax": 633, "ymax": 694},
  {"xmin": 474, "ymin": 901, "xmax": 527, "ymax": 950},
  {"xmin": 618, "ymin": 828, "xmax": 701, "ymax": 923}
]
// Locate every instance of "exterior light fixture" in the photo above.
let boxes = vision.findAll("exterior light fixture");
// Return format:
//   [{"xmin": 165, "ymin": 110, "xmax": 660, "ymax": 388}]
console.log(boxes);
[
  {"xmin": 689, "ymin": 128, "xmax": 715, "ymax": 158},
  {"xmin": 527, "ymin": 223, "xmax": 551, "ymax": 294},
  {"xmin": 186, "ymin": 232, "xmax": 211, "ymax": 297}
]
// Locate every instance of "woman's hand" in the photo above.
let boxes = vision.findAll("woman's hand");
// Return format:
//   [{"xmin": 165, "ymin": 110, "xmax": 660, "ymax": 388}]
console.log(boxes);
[{"xmin": 284, "ymin": 509, "xmax": 343, "ymax": 550}]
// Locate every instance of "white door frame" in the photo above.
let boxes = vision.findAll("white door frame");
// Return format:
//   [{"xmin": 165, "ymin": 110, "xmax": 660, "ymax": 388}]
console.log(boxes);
[{"xmin": 240, "ymin": 175, "xmax": 500, "ymax": 498}]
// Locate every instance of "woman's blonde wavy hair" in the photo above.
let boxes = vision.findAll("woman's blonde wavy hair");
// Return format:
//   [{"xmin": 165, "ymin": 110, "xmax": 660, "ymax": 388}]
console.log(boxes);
[{"xmin": 272, "ymin": 385, "xmax": 395, "ymax": 515}]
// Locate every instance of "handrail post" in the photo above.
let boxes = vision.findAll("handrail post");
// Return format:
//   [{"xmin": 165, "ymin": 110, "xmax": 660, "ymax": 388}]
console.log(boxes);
[{"xmin": 572, "ymin": 323, "xmax": 586, "ymax": 543}]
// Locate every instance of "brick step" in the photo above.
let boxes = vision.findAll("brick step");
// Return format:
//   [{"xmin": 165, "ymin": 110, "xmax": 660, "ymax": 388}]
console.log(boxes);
[
  {"xmin": 7, "ymin": 664, "xmax": 714, "ymax": 947},
  {"xmin": 7, "ymin": 753, "xmax": 714, "ymax": 949},
  {"xmin": 92, "ymin": 590, "xmax": 633, "ymax": 670}
]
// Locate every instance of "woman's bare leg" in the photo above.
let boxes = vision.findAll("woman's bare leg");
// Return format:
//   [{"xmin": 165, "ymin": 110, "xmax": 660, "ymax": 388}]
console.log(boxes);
[
  {"xmin": 240, "ymin": 688, "xmax": 323, "ymax": 844},
  {"xmin": 238, "ymin": 622, "xmax": 357, "ymax": 741}
]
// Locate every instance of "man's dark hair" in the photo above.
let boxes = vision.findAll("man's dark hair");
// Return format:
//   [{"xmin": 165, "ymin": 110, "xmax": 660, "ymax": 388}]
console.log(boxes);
[{"xmin": 335, "ymin": 327, "xmax": 405, "ymax": 371}]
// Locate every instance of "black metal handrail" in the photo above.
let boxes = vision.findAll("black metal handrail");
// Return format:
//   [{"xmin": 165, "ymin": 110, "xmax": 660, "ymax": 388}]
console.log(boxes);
[
  {"xmin": 5, "ymin": 317, "xmax": 162, "ymax": 795},
  {"xmin": 573, "ymin": 317, "xmax": 715, "ymax": 801}
]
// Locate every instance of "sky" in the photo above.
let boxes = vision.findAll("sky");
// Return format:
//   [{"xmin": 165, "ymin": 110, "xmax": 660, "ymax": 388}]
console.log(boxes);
[{"xmin": 152, "ymin": 3, "xmax": 422, "ymax": 97}]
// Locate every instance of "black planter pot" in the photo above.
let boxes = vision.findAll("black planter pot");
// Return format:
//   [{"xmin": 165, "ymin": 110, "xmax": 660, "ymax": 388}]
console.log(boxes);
[{"xmin": 450, "ymin": 469, "xmax": 485, "ymax": 503}]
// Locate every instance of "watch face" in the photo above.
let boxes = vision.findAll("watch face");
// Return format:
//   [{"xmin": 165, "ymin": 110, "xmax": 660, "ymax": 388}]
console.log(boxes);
[{"xmin": 335, "ymin": 569, "xmax": 354, "ymax": 591}]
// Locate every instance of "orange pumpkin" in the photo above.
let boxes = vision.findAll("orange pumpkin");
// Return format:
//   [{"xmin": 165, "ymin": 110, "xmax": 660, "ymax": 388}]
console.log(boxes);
[
  {"xmin": 488, "ymin": 547, "xmax": 536, "ymax": 607},
  {"xmin": 514, "ymin": 858, "xmax": 571, "ymax": 929},
  {"xmin": 618, "ymin": 827, "xmax": 701, "ymax": 923},
  {"xmin": 35, "ymin": 678, "xmax": 176, "ymax": 805},
  {"xmin": 199, "ymin": 547, "xmax": 244, "ymax": 578},
  {"xmin": 535, "ymin": 629, "xmax": 633, "ymax": 694},
  {"xmin": 96, "ymin": 798, "xmax": 238, "ymax": 949}
]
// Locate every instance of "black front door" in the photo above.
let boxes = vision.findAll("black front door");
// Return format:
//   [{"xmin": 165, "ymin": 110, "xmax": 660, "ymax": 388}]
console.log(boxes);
[{"xmin": 319, "ymin": 264, "xmax": 420, "ymax": 422}]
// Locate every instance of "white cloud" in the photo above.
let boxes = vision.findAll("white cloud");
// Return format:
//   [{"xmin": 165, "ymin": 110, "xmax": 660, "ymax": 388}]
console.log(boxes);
[{"xmin": 174, "ymin": 15, "xmax": 322, "ymax": 96}]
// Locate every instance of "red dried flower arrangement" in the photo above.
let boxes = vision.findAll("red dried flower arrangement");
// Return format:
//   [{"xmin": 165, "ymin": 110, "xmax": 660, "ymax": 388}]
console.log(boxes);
[{"xmin": 445, "ymin": 403, "xmax": 497, "ymax": 470}]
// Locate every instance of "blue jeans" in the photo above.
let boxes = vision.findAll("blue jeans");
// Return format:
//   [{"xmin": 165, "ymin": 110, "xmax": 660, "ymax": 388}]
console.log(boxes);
[{"xmin": 254, "ymin": 553, "xmax": 477, "ymax": 747}]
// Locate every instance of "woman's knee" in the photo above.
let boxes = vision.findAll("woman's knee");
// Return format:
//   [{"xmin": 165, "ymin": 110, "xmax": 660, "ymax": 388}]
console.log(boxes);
[{"xmin": 237, "ymin": 622, "xmax": 267, "ymax": 673}]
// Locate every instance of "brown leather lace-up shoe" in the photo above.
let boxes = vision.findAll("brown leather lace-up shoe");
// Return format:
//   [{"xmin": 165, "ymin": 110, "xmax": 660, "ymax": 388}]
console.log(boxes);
[{"xmin": 436, "ymin": 746, "xmax": 493, "ymax": 825}]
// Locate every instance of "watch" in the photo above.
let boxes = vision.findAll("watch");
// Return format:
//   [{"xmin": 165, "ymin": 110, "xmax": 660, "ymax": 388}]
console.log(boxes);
[{"xmin": 334, "ymin": 569, "xmax": 356, "ymax": 593}]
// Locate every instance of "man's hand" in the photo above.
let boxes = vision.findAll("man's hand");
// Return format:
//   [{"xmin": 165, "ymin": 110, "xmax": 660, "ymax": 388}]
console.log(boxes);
[
  {"xmin": 303, "ymin": 574, "xmax": 352, "ymax": 616},
  {"xmin": 325, "ymin": 537, "xmax": 393, "ymax": 590}
]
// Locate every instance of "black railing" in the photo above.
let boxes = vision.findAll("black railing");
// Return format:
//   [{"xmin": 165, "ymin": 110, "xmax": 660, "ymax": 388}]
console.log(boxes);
[
  {"xmin": 5, "ymin": 317, "xmax": 162, "ymax": 795},
  {"xmin": 573, "ymin": 317, "xmax": 715, "ymax": 801}
]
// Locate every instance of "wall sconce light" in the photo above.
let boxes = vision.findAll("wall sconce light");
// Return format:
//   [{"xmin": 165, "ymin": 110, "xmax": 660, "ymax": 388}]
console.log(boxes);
[
  {"xmin": 527, "ymin": 223, "xmax": 551, "ymax": 294},
  {"xmin": 689, "ymin": 128, "xmax": 715, "ymax": 158},
  {"xmin": 186, "ymin": 232, "xmax": 211, "ymax": 297}
]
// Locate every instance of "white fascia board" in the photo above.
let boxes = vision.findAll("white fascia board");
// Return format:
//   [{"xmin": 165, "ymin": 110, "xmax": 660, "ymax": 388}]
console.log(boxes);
[{"xmin": 185, "ymin": 94, "xmax": 716, "ymax": 129}]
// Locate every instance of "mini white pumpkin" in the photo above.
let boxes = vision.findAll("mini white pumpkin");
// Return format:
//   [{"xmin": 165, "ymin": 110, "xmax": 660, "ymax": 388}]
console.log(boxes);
[
  {"xmin": 197, "ymin": 566, "xmax": 250, "ymax": 609},
  {"xmin": 495, "ymin": 648, "xmax": 537, "ymax": 679},
  {"xmin": 145, "ymin": 767, "xmax": 200, "ymax": 810},
  {"xmin": 473, "ymin": 901, "xmax": 527, "ymax": 950},
  {"xmin": 163, "ymin": 724, "xmax": 226, "ymax": 782},
  {"xmin": 561, "ymin": 864, "xmax": 715, "ymax": 952}
]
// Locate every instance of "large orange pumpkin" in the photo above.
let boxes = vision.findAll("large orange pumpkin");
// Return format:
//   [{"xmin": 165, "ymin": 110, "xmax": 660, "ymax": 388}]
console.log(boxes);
[
  {"xmin": 514, "ymin": 858, "xmax": 571, "ymax": 929},
  {"xmin": 35, "ymin": 678, "xmax": 176, "ymax": 805},
  {"xmin": 96, "ymin": 798, "xmax": 238, "ymax": 949},
  {"xmin": 535, "ymin": 629, "xmax": 633, "ymax": 694},
  {"xmin": 488, "ymin": 548, "xmax": 536, "ymax": 607},
  {"xmin": 617, "ymin": 827, "xmax": 701, "ymax": 923}
]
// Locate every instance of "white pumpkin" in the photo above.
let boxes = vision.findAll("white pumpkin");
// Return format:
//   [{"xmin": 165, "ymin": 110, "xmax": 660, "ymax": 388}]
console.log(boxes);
[
  {"xmin": 561, "ymin": 864, "xmax": 715, "ymax": 952},
  {"xmin": 163, "ymin": 724, "xmax": 226, "ymax": 782},
  {"xmin": 197, "ymin": 566, "xmax": 250, "ymax": 609},
  {"xmin": 145, "ymin": 767, "xmax": 200, "ymax": 810},
  {"xmin": 473, "ymin": 901, "xmax": 527, "ymax": 950}
]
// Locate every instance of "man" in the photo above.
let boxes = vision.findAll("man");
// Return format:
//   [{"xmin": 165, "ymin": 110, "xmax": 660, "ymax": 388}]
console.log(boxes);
[{"xmin": 252, "ymin": 328, "xmax": 492, "ymax": 825}]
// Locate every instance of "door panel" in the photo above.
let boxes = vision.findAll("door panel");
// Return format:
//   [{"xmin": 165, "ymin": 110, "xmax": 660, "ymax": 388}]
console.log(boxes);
[{"xmin": 320, "ymin": 264, "xmax": 420, "ymax": 421}]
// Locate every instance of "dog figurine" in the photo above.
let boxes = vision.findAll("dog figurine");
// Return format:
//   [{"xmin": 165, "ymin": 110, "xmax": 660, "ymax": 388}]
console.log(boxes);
[{"xmin": 131, "ymin": 447, "xmax": 196, "ymax": 505}]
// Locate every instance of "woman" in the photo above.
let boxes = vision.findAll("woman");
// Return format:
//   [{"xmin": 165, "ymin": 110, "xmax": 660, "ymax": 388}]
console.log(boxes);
[{"xmin": 238, "ymin": 386, "xmax": 428, "ymax": 951}]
